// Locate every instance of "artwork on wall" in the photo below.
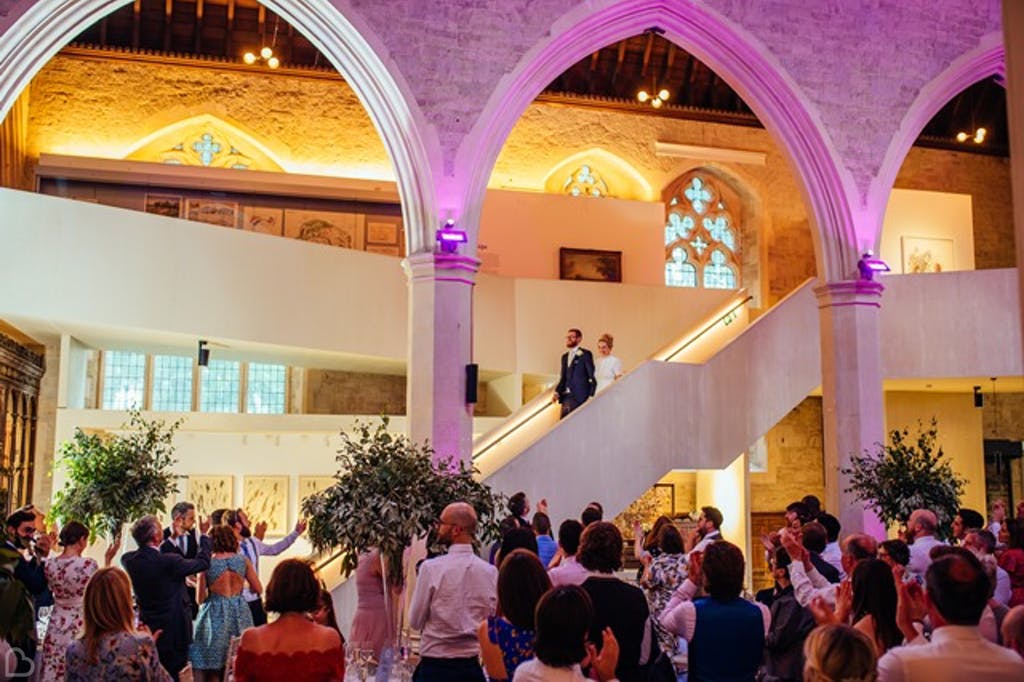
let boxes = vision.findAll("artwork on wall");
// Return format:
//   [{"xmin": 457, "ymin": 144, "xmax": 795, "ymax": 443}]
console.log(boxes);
[
  {"xmin": 612, "ymin": 483, "xmax": 676, "ymax": 535},
  {"xmin": 901, "ymin": 236, "xmax": 954, "ymax": 274},
  {"xmin": 145, "ymin": 194, "xmax": 183, "ymax": 218},
  {"xmin": 186, "ymin": 199, "xmax": 238, "ymax": 228},
  {"xmin": 241, "ymin": 206, "xmax": 284, "ymax": 236},
  {"xmin": 284, "ymin": 209, "xmax": 362, "ymax": 249},
  {"xmin": 187, "ymin": 475, "xmax": 234, "ymax": 518},
  {"xmin": 243, "ymin": 475, "xmax": 289, "ymax": 536},
  {"xmin": 366, "ymin": 221, "xmax": 399, "ymax": 245},
  {"xmin": 365, "ymin": 244, "xmax": 401, "ymax": 257},
  {"xmin": 298, "ymin": 476, "xmax": 336, "ymax": 504},
  {"xmin": 559, "ymin": 247, "xmax": 623, "ymax": 283}
]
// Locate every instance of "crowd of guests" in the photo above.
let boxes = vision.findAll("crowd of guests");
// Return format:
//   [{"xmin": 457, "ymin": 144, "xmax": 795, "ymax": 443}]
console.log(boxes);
[{"xmin": 3, "ymin": 502, "xmax": 339, "ymax": 681}]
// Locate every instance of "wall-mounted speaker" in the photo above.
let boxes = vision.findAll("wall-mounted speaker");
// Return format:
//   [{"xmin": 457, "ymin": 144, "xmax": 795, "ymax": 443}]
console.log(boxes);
[{"xmin": 465, "ymin": 363, "xmax": 479, "ymax": 404}]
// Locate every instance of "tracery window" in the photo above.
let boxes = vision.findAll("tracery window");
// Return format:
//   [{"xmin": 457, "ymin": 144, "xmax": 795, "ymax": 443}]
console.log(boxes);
[
  {"xmin": 101, "ymin": 351, "xmax": 146, "ymax": 409},
  {"xmin": 664, "ymin": 173, "xmax": 741, "ymax": 289},
  {"xmin": 563, "ymin": 164, "xmax": 610, "ymax": 198}
]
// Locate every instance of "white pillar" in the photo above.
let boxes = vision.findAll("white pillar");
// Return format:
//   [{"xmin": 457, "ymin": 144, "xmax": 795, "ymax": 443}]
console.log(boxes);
[
  {"xmin": 815, "ymin": 280, "xmax": 886, "ymax": 537},
  {"xmin": 1005, "ymin": 0, "xmax": 1024, "ymax": 366},
  {"xmin": 404, "ymin": 252, "xmax": 479, "ymax": 463}
]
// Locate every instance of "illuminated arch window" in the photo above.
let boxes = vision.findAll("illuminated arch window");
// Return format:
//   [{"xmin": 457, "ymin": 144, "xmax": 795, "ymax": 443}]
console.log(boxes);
[
  {"xmin": 562, "ymin": 164, "xmax": 609, "ymax": 197},
  {"xmin": 124, "ymin": 114, "xmax": 285, "ymax": 172},
  {"xmin": 664, "ymin": 173, "xmax": 741, "ymax": 289}
]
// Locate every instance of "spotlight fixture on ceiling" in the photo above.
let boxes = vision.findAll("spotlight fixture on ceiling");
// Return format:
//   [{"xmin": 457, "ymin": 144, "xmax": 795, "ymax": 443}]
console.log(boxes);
[
  {"xmin": 637, "ymin": 87, "xmax": 671, "ymax": 109},
  {"xmin": 857, "ymin": 251, "xmax": 890, "ymax": 281},
  {"xmin": 955, "ymin": 127, "xmax": 986, "ymax": 144},
  {"xmin": 243, "ymin": 15, "xmax": 281, "ymax": 69}
]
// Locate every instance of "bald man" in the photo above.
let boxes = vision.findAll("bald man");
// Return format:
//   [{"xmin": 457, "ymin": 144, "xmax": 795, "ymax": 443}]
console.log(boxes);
[
  {"xmin": 906, "ymin": 509, "xmax": 945, "ymax": 580},
  {"xmin": 1003, "ymin": 606, "xmax": 1024, "ymax": 660},
  {"xmin": 408, "ymin": 502, "xmax": 497, "ymax": 681}
]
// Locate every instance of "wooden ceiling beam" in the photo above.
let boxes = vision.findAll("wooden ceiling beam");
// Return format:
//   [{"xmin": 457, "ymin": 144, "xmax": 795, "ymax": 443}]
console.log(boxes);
[
  {"xmin": 163, "ymin": 0, "xmax": 173, "ymax": 52},
  {"xmin": 132, "ymin": 0, "xmax": 141, "ymax": 49},
  {"xmin": 589, "ymin": 50, "xmax": 600, "ymax": 73},
  {"xmin": 225, "ymin": 0, "xmax": 234, "ymax": 58},
  {"xmin": 194, "ymin": 0, "xmax": 204, "ymax": 53},
  {"xmin": 611, "ymin": 40, "xmax": 626, "ymax": 86},
  {"xmin": 641, "ymin": 32, "xmax": 654, "ymax": 76}
]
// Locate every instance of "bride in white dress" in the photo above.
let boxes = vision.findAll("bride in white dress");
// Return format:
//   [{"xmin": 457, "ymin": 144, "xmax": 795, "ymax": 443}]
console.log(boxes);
[{"xmin": 594, "ymin": 333, "xmax": 623, "ymax": 393}]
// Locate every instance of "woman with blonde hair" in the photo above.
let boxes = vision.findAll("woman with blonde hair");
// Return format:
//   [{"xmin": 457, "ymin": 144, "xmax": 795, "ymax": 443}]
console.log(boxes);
[
  {"xmin": 65, "ymin": 566, "xmax": 172, "ymax": 680},
  {"xmin": 594, "ymin": 333, "xmax": 623, "ymax": 393},
  {"xmin": 802, "ymin": 624, "xmax": 877, "ymax": 682}
]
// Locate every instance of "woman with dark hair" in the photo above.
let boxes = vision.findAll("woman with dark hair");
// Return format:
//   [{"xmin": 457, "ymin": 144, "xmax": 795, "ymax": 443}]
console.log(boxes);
[
  {"xmin": 233, "ymin": 559, "xmax": 344, "ymax": 681},
  {"xmin": 512, "ymin": 586, "xmax": 619, "ymax": 682},
  {"xmin": 497, "ymin": 527, "xmax": 539, "ymax": 567},
  {"xmin": 848, "ymin": 559, "xmax": 902, "ymax": 655},
  {"xmin": 312, "ymin": 589, "xmax": 343, "ymax": 638},
  {"xmin": 190, "ymin": 525, "xmax": 261, "ymax": 681},
  {"xmin": 999, "ymin": 518, "xmax": 1024, "ymax": 606},
  {"xmin": 42, "ymin": 521, "xmax": 119, "ymax": 681},
  {"xmin": 578, "ymin": 522, "xmax": 651, "ymax": 682},
  {"xmin": 478, "ymin": 549, "xmax": 552, "ymax": 681},
  {"xmin": 640, "ymin": 524, "xmax": 687, "ymax": 654},
  {"xmin": 632, "ymin": 515, "xmax": 672, "ymax": 567},
  {"xmin": 65, "ymin": 567, "xmax": 171, "ymax": 680}
]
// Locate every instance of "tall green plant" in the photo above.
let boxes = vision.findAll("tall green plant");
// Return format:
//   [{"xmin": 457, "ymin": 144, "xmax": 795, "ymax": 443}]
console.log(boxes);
[
  {"xmin": 50, "ymin": 410, "xmax": 181, "ymax": 539},
  {"xmin": 301, "ymin": 418, "xmax": 505, "ymax": 587},
  {"xmin": 842, "ymin": 418, "xmax": 966, "ymax": 537}
]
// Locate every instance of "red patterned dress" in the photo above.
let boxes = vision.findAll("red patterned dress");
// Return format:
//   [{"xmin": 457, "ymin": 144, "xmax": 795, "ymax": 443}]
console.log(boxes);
[{"xmin": 42, "ymin": 554, "xmax": 97, "ymax": 681}]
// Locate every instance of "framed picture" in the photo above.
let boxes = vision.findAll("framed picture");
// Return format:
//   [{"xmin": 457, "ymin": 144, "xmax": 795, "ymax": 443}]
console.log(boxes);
[
  {"xmin": 145, "ymin": 194, "xmax": 183, "ymax": 218},
  {"xmin": 366, "ymin": 221, "xmax": 399, "ymax": 245},
  {"xmin": 298, "ymin": 475, "xmax": 335, "ymax": 504},
  {"xmin": 612, "ymin": 483, "xmax": 677, "ymax": 536},
  {"xmin": 241, "ymin": 206, "xmax": 283, "ymax": 236},
  {"xmin": 243, "ymin": 475, "xmax": 289, "ymax": 536},
  {"xmin": 365, "ymin": 244, "xmax": 401, "ymax": 257},
  {"xmin": 186, "ymin": 199, "xmax": 238, "ymax": 228},
  {"xmin": 901, "ymin": 236, "xmax": 954, "ymax": 274},
  {"xmin": 559, "ymin": 247, "xmax": 622, "ymax": 283},
  {"xmin": 187, "ymin": 475, "xmax": 234, "ymax": 519},
  {"xmin": 284, "ymin": 209, "xmax": 362, "ymax": 249}
]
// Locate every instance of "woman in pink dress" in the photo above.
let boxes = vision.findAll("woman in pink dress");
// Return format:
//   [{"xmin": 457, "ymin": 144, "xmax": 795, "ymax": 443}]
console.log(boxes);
[
  {"xmin": 349, "ymin": 548, "xmax": 400, "ymax": 659},
  {"xmin": 41, "ymin": 521, "xmax": 118, "ymax": 682}
]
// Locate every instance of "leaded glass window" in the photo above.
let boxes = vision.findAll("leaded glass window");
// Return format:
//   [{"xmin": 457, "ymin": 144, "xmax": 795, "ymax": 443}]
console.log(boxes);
[
  {"xmin": 101, "ymin": 351, "xmax": 146, "ymax": 409},
  {"xmin": 563, "ymin": 164, "xmax": 610, "ymax": 198},
  {"xmin": 246, "ymin": 363, "xmax": 287, "ymax": 414},
  {"xmin": 200, "ymin": 360, "xmax": 241, "ymax": 413},
  {"xmin": 152, "ymin": 355, "xmax": 193, "ymax": 412},
  {"xmin": 663, "ymin": 173, "xmax": 741, "ymax": 289}
]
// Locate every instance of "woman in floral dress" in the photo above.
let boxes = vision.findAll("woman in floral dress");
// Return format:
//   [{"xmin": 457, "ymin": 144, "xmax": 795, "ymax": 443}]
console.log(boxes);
[
  {"xmin": 41, "ymin": 521, "xmax": 118, "ymax": 682},
  {"xmin": 640, "ymin": 523, "xmax": 688, "ymax": 654}
]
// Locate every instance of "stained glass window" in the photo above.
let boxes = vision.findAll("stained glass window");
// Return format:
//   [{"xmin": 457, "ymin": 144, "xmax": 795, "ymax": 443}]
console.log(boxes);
[
  {"xmin": 152, "ymin": 355, "xmax": 193, "ymax": 412},
  {"xmin": 663, "ymin": 172, "xmax": 741, "ymax": 289},
  {"xmin": 247, "ymin": 363, "xmax": 287, "ymax": 414},
  {"xmin": 563, "ymin": 164, "xmax": 610, "ymax": 198},
  {"xmin": 200, "ymin": 360, "xmax": 241, "ymax": 413},
  {"xmin": 101, "ymin": 351, "xmax": 146, "ymax": 409}
]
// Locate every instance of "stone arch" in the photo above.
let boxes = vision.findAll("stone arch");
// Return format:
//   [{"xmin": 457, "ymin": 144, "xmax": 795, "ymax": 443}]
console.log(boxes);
[
  {"xmin": 867, "ymin": 32, "xmax": 1005, "ymax": 252},
  {"xmin": 0, "ymin": 0, "xmax": 436, "ymax": 251},
  {"xmin": 457, "ymin": 0, "xmax": 856, "ymax": 281}
]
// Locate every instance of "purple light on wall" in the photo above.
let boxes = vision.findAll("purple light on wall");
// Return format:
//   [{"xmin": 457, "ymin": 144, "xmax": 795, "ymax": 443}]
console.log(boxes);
[{"xmin": 436, "ymin": 219, "xmax": 468, "ymax": 253}]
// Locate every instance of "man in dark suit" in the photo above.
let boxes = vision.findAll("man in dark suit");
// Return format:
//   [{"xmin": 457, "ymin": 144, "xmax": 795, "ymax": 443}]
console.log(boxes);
[
  {"xmin": 162, "ymin": 501, "xmax": 200, "ymax": 619},
  {"xmin": 123, "ymin": 514, "xmax": 210, "ymax": 680},
  {"xmin": 553, "ymin": 327, "xmax": 596, "ymax": 418},
  {"xmin": 3, "ymin": 506, "xmax": 53, "ymax": 676}
]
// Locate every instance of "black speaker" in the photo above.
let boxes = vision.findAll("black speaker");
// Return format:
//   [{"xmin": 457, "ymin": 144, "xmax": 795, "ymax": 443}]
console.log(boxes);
[
  {"xmin": 465, "ymin": 363, "xmax": 479, "ymax": 404},
  {"xmin": 198, "ymin": 340, "xmax": 210, "ymax": 367}
]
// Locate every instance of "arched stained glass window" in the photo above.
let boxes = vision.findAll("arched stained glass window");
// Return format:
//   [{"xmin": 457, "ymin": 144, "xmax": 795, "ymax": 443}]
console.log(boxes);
[
  {"xmin": 563, "ymin": 164, "xmax": 610, "ymax": 198},
  {"xmin": 663, "ymin": 172, "xmax": 741, "ymax": 289}
]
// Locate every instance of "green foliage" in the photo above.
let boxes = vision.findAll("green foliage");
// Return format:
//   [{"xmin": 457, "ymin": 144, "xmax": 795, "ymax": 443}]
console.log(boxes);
[
  {"xmin": 50, "ymin": 410, "xmax": 181, "ymax": 540},
  {"xmin": 301, "ymin": 418, "xmax": 505, "ymax": 587},
  {"xmin": 842, "ymin": 418, "xmax": 966, "ymax": 537},
  {"xmin": 0, "ymin": 547, "xmax": 34, "ymax": 644}
]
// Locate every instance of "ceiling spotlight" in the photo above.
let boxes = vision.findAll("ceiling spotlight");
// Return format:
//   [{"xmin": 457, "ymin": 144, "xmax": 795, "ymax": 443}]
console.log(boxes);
[
  {"xmin": 637, "ymin": 90, "xmax": 650, "ymax": 103},
  {"xmin": 267, "ymin": 57, "xmax": 280, "ymax": 69},
  {"xmin": 658, "ymin": 89, "xmax": 670, "ymax": 101},
  {"xmin": 974, "ymin": 127, "xmax": 986, "ymax": 144},
  {"xmin": 651, "ymin": 98, "xmax": 663, "ymax": 108},
  {"xmin": 243, "ymin": 52, "xmax": 257, "ymax": 65},
  {"xmin": 956, "ymin": 128, "xmax": 986, "ymax": 144},
  {"xmin": 260, "ymin": 46, "xmax": 273, "ymax": 60}
]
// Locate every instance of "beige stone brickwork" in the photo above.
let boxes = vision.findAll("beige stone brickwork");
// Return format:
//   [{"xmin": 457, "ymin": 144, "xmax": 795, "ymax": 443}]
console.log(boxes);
[
  {"xmin": 750, "ymin": 397, "xmax": 825, "ymax": 513},
  {"xmin": 305, "ymin": 369, "xmax": 406, "ymax": 415},
  {"xmin": 982, "ymin": 392, "xmax": 1024, "ymax": 442}
]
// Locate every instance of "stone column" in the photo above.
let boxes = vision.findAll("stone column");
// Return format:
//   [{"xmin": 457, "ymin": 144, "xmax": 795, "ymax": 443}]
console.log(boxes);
[
  {"xmin": 815, "ymin": 280, "xmax": 886, "ymax": 537},
  {"xmin": 404, "ymin": 252, "xmax": 479, "ymax": 464},
  {"xmin": 1005, "ymin": 0, "xmax": 1024, "ymax": 366}
]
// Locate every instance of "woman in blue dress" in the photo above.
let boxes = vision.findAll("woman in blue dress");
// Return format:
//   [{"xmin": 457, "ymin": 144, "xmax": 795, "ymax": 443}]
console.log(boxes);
[{"xmin": 190, "ymin": 525, "xmax": 261, "ymax": 681}]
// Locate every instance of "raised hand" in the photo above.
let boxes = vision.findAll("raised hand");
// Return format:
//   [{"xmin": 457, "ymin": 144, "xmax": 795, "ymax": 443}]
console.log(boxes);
[
  {"xmin": 779, "ymin": 528, "xmax": 806, "ymax": 563},
  {"xmin": 199, "ymin": 515, "xmax": 211, "ymax": 535},
  {"xmin": 104, "ymin": 532, "xmax": 122, "ymax": 567},
  {"xmin": 294, "ymin": 518, "xmax": 308, "ymax": 534},
  {"xmin": 537, "ymin": 498, "xmax": 549, "ymax": 514},
  {"xmin": 835, "ymin": 579, "xmax": 853, "ymax": 624},
  {"xmin": 689, "ymin": 550, "xmax": 704, "ymax": 584},
  {"xmin": 592, "ymin": 627, "xmax": 620, "ymax": 682},
  {"xmin": 254, "ymin": 520, "xmax": 268, "ymax": 541},
  {"xmin": 808, "ymin": 595, "xmax": 838, "ymax": 625}
]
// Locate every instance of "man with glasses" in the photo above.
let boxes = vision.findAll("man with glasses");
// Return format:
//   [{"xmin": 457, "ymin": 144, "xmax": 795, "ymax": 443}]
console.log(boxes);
[{"xmin": 408, "ymin": 502, "xmax": 497, "ymax": 681}]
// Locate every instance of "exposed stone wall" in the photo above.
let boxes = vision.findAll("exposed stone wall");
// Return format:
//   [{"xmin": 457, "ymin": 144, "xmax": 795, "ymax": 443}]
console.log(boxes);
[
  {"xmin": 982, "ymin": 392, "xmax": 1024, "ymax": 442},
  {"xmin": 305, "ymin": 369, "xmax": 406, "ymax": 415},
  {"xmin": 750, "ymin": 397, "xmax": 825, "ymax": 513}
]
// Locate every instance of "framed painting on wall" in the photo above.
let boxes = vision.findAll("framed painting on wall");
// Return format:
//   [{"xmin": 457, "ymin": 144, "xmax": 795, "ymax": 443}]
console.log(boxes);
[
  {"xmin": 145, "ymin": 194, "xmax": 183, "ymax": 218},
  {"xmin": 186, "ymin": 199, "xmax": 238, "ymax": 228},
  {"xmin": 241, "ymin": 206, "xmax": 283, "ymax": 236},
  {"xmin": 901, "ymin": 236, "xmax": 954, "ymax": 274},
  {"xmin": 187, "ymin": 475, "xmax": 234, "ymax": 519},
  {"xmin": 284, "ymin": 209, "xmax": 362, "ymax": 249},
  {"xmin": 298, "ymin": 475, "xmax": 335, "ymax": 505},
  {"xmin": 559, "ymin": 247, "xmax": 622, "ymax": 283},
  {"xmin": 243, "ymin": 475, "xmax": 289, "ymax": 536},
  {"xmin": 365, "ymin": 244, "xmax": 401, "ymax": 257},
  {"xmin": 366, "ymin": 221, "xmax": 399, "ymax": 245}
]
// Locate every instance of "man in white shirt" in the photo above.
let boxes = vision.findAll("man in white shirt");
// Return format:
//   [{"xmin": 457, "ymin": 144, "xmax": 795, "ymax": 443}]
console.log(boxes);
[
  {"xmin": 409, "ymin": 502, "xmax": 497, "ymax": 682},
  {"xmin": 781, "ymin": 529, "xmax": 876, "ymax": 608},
  {"xmin": 224, "ymin": 508, "xmax": 306, "ymax": 625},
  {"xmin": 906, "ymin": 509, "xmax": 945, "ymax": 580},
  {"xmin": 963, "ymin": 529, "xmax": 1012, "ymax": 605},
  {"xmin": 548, "ymin": 519, "xmax": 589, "ymax": 586},
  {"xmin": 687, "ymin": 506, "xmax": 723, "ymax": 558},
  {"xmin": 878, "ymin": 550, "xmax": 1024, "ymax": 681}
]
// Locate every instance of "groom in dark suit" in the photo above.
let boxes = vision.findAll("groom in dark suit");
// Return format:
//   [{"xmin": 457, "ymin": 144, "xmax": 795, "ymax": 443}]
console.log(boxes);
[
  {"xmin": 162, "ymin": 501, "xmax": 200, "ymax": 619},
  {"xmin": 553, "ymin": 328, "xmax": 596, "ymax": 418},
  {"xmin": 123, "ymin": 514, "xmax": 211, "ymax": 680}
]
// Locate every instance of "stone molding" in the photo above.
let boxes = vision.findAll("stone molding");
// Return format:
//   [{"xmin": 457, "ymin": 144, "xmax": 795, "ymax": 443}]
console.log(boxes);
[
  {"xmin": 403, "ymin": 251, "xmax": 481, "ymax": 286},
  {"xmin": 814, "ymin": 279, "xmax": 885, "ymax": 310}
]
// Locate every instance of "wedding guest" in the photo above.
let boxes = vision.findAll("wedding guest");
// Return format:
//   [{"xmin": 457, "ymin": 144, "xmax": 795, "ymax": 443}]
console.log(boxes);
[
  {"xmin": 65, "ymin": 567, "xmax": 172, "ymax": 681},
  {"xmin": 594, "ymin": 333, "xmax": 623, "ymax": 394},
  {"xmin": 233, "ymin": 560, "xmax": 344, "ymax": 681},
  {"xmin": 532, "ymin": 513, "xmax": 558, "ymax": 567},
  {"xmin": 3, "ymin": 506, "xmax": 53, "ymax": 675},
  {"xmin": 762, "ymin": 547, "xmax": 815, "ymax": 682},
  {"xmin": 850, "ymin": 559, "xmax": 902, "ymax": 656},
  {"xmin": 990, "ymin": 500, "xmax": 1007, "ymax": 539},
  {"xmin": 548, "ymin": 520, "xmax": 588, "ymax": 586},
  {"xmin": 640, "ymin": 524, "xmax": 687, "ymax": 654},
  {"xmin": 40, "ymin": 521, "xmax": 118, "ymax": 682},
  {"xmin": 1000, "ymin": 519, "xmax": 1024, "ymax": 607},
  {"xmin": 479, "ymin": 549, "xmax": 551, "ymax": 681},
  {"xmin": 350, "ymin": 548, "xmax": 399, "ymax": 660},
  {"xmin": 802, "ymin": 624, "xmax": 876, "ymax": 682},
  {"xmin": 313, "ymin": 590, "xmax": 343, "ymax": 639}
]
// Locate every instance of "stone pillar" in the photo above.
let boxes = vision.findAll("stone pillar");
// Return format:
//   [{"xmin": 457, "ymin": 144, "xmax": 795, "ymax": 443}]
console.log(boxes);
[
  {"xmin": 1005, "ymin": 0, "xmax": 1024, "ymax": 366},
  {"xmin": 815, "ymin": 280, "xmax": 886, "ymax": 537},
  {"xmin": 404, "ymin": 252, "xmax": 479, "ymax": 464}
]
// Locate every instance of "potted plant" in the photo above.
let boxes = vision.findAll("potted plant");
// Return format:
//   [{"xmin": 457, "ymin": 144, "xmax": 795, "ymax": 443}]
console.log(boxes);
[
  {"xmin": 842, "ymin": 418, "xmax": 966, "ymax": 538},
  {"xmin": 50, "ymin": 409, "xmax": 181, "ymax": 540}
]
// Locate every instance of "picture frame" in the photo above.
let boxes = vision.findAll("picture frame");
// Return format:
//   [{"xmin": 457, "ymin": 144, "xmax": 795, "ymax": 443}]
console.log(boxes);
[
  {"xmin": 901, "ymin": 236, "xmax": 954, "ymax": 274},
  {"xmin": 241, "ymin": 206, "xmax": 283, "ymax": 236},
  {"xmin": 284, "ymin": 209, "xmax": 362, "ymax": 249},
  {"xmin": 298, "ymin": 475, "xmax": 336, "ymax": 504},
  {"xmin": 187, "ymin": 475, "xmax": 234, "ymax": 519},
  {"xmin": 186, "ymin": 199, "xmax": 238, "ymax": 228},
  {"xmin": 365, "ymin": 244, "xmax": 401, "ymax": 257},
  {"xmin": 145, "ymin": 194, "xmax": 183, "ymax": 218},
  {"xmin": 559, "ymin": 247, "xmax": 622, "ymax": 283},
  {"xmin": 243, "ymin": 475, "xmax": 289, "ymax": 536},
  {"xmin": 366, "ymin": 221, "xmax": 399, "ymax": 245}
]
